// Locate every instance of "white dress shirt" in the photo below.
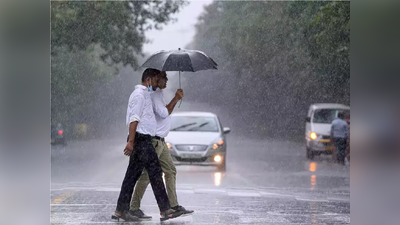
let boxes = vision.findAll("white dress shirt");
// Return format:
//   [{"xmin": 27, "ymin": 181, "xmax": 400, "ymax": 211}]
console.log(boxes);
[
  {"xmin": 151, "ymin": 89, "xmax": 171, "ymax": 138},
  {"xmin": 126, "ymin": 85, "xmax": 156, "ymax": 136}
]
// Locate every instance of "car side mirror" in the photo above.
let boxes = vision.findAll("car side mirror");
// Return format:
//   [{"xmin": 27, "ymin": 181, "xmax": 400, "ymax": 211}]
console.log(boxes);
[
  {"xmin": 305, "ymin": 117, "xmax": 311, "ymax": 123},
  {"xmin": 223, "ymin": 127, "xmax": 231, "ymax": 134}
]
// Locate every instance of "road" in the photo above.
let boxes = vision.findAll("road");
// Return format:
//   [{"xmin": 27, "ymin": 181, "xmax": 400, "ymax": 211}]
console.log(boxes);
[{"xmin": 51, "ymin": 101, "xmax": 350, "ymax": 224}]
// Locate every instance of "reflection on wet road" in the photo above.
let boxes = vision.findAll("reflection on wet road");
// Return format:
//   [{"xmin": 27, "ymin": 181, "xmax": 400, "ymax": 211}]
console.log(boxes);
[
  {"xmin": 51, "ymin": 134, "xmax": 349, "ymax": 224},
  {"xmin": 51, "ymin": 101, "xmax": 349, "ymax": 224}
]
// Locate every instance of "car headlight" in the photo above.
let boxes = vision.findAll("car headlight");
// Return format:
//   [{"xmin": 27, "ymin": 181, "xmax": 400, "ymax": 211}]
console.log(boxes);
[
  {"xmin": 212, "ymin": 139, "xmax": 224, "ymax": 149},
  {"xmin": 310, "ymin": 132, "xmax": 319, "ymax": 140},
  {"xmin": 214, "ymin": 155, "xmax": 222, "ymax": 162},
  {"xmin": 166, "ymin": 142, "xmax": 172, "ymax": 149}
]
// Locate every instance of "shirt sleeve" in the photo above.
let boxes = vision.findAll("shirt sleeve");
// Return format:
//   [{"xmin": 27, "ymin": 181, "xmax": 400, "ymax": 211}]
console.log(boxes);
[
  {"xmin": 344, "ymin": 123, "xmax": 349, "ymax": 138},
  {"xmin": 152, "ymin": 92, "xmax": 169, "ymax": 119},
  {"xmin": 128, "ymin": 94, "xmax": 145, "ymax": 125}
]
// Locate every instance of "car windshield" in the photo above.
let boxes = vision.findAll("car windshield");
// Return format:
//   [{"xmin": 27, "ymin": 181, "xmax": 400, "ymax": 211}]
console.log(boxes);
[
  {"xmin": 170, "ymin": 116, "xmax": 219, "ymax": 132},
  {"xmin": 312, "ymin": 109, "xmax": 349, "ymax": 124}
]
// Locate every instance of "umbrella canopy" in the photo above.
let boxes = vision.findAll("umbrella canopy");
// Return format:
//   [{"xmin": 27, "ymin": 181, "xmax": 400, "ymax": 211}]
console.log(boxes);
[{"xmin": 141, "ymin": 48, "xmax": 218, "ymax": 72}]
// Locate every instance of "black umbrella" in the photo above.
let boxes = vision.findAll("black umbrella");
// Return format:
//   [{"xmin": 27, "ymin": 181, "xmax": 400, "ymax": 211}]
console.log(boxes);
[
  {"xmin": 141, "ymin": 48, "xmax": 218, "ymax": 72},
  {"xmin": 141, "ymin": 48, "xmax": 218, "ymax": 106}
]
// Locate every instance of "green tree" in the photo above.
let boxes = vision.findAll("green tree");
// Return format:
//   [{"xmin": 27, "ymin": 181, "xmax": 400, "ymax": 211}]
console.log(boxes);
[
  {"xmin": 51, "ymin": 1, "xmax": 188, "ymax": 138},
  {"xmin": 51, "ymin": 1, "xmax": 187, "ymax": 69},
  {"xmin": 304, "ymin": 1, "xmax": 350, "ymax": 100},
  {"xmin": 187, "ymin": 1, "xmax": 350, "ymax": 140},
  {"xmin": 51, "ymin": 47, "xmax": 112, "ymax": 133}
]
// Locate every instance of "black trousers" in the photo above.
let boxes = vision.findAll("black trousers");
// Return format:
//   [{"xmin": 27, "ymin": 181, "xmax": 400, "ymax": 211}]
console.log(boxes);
[
  {"xmin": 116, "ymin": 132, "xmax": 170, "ymax": 212},
  {"xmin": 334, "ymin": 138, "xmax": 347, "ymax": 165}
]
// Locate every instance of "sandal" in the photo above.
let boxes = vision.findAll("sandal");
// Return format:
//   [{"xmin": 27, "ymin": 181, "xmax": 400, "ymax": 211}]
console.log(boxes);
[
  {"xmin": 111, "ymin": 210, "xmax": 139, "ymax": 222},
  {"xmin": 160, "ymin": 208, "xmax": 184, "ymax": 221}
]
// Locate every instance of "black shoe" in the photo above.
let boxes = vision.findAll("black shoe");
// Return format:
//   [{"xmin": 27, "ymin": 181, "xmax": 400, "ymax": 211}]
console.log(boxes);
[
  {"xmin": 160, "ymin": 208, "xmax": 184, "ymax": 221},
  {"xmin": 172, "ymin": 205, "xmax": 194, "ymax": 215},
  {"xmin": 129, "ymin": 209, "xmax": 152, "ymax": 220},
  {"xmin": 112, "ymin": 210, "xmax": 139, "ymax": 222}
]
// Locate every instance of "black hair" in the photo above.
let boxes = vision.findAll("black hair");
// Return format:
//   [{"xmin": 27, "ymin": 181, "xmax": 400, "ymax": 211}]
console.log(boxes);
[
  {"xmin": 142, "ymin": 68, "xmax": 160, "ymax": 82},
  {"xmin": 338, "ymin": 112, "xmax": 345, "ymax": 119}
]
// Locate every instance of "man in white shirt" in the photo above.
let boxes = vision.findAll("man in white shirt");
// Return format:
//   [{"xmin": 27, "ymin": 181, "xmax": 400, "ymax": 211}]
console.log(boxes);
[
  {"xmin": 114, "ymin": 69, "xmax": 183, "ymax": 222},
  {"xmin": 330, "ymin": 112, "xmax": 350, "ymax": 165},
  {"xmin": 129, "ymin": 71, "xmax": 194, "ymax": 220}
]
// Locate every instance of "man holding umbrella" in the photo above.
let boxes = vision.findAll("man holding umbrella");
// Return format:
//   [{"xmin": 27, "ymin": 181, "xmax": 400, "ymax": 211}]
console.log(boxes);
[
  {"xmin": 113, "ymin": 68, "xmax": 183, "ymax": 222},
  {"xmin": 129, "ymin": 71, "xmax": 194, "ymax": 220},
  {"xmin": 121, "ymin": 48, "xmax": 215, "ymax": 220}
]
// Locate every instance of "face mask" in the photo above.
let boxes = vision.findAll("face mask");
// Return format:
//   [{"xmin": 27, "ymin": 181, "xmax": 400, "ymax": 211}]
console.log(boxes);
[
  {"xmin": 148, "ymin": 85, "xmax": 154, "ymax": 93},
  {"xmin": 147, "ymin": 80, "xmax": 154, "ymax": 93}
]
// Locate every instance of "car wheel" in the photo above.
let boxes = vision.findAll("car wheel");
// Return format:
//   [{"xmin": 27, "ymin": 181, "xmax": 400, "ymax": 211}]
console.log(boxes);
[{"xmin": 306, "ymin": 147, "xmax": 314, "ymax": 160}]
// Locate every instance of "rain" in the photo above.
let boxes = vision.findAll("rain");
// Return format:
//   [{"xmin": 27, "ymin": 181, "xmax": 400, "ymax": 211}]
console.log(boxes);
[{"xmin": 50, "ymin": 1, "xmax": 350, "ymax": 224}]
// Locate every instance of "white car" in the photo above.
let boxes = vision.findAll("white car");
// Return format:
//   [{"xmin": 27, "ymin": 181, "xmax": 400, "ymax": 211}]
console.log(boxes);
[
  {"xmin": 305, "ymin": 103, "xmax": 350, "ymax": 159},
  {"xmin": 165, "ymin": 112, "xmax": 230, "ymax": 171}
]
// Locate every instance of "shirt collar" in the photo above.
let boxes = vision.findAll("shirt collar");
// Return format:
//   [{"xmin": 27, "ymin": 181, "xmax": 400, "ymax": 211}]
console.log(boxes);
[{"xmin": 135, "ymin": 84, "xmax": 147, "ymax": 90}]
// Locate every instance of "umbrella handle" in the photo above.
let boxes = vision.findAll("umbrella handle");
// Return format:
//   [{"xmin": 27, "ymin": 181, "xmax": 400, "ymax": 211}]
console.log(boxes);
[
  {"xmin": 178, "ymin": 71, "xmax": 182, "ymax": 108},
  {"xmin": 179, "ymin": 71, "xmax": 181, "ymax": 89}
]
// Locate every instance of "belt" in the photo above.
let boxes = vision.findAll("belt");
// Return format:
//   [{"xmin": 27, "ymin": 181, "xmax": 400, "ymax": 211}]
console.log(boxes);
[
  {"xmin": 153, "ymin": 136, "xmax": 165, "ymax": 142},
  {"xmin": 127, "ymin": 132, "xmax": 152, "ymax": 142}
]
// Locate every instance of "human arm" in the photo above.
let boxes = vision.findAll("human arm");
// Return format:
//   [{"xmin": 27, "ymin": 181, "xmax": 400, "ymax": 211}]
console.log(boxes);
[
  {"xmin": 166, "ymin": 89, "xmax": 183, "ymax": 114},
  {"xmin": 124, "ymin": 94, "xmax": 145, "ymax": 156},
  {"xmin": 330, "ymin": 122, "xmax": 335, "ymax": 146},
  {"xmin": 124, "ymin": 121, "xmax": 138, "ymax": 156}
]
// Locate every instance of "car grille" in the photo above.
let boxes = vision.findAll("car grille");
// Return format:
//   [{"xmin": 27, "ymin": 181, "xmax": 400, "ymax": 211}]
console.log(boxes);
[
  {"xmin": 322, "ymin": 142, "xmax": 331, "ymax": 147},
  {"xmin": 175, "ymin": 157, "xmax": 208, "ymax": 162},
  {"xmin": 175, "ymin": 145, "xmax": 208, "ymax": 151},
  {"xmin": 322, "ymin": 135, "xmax": 330, "ymax": 139}
]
